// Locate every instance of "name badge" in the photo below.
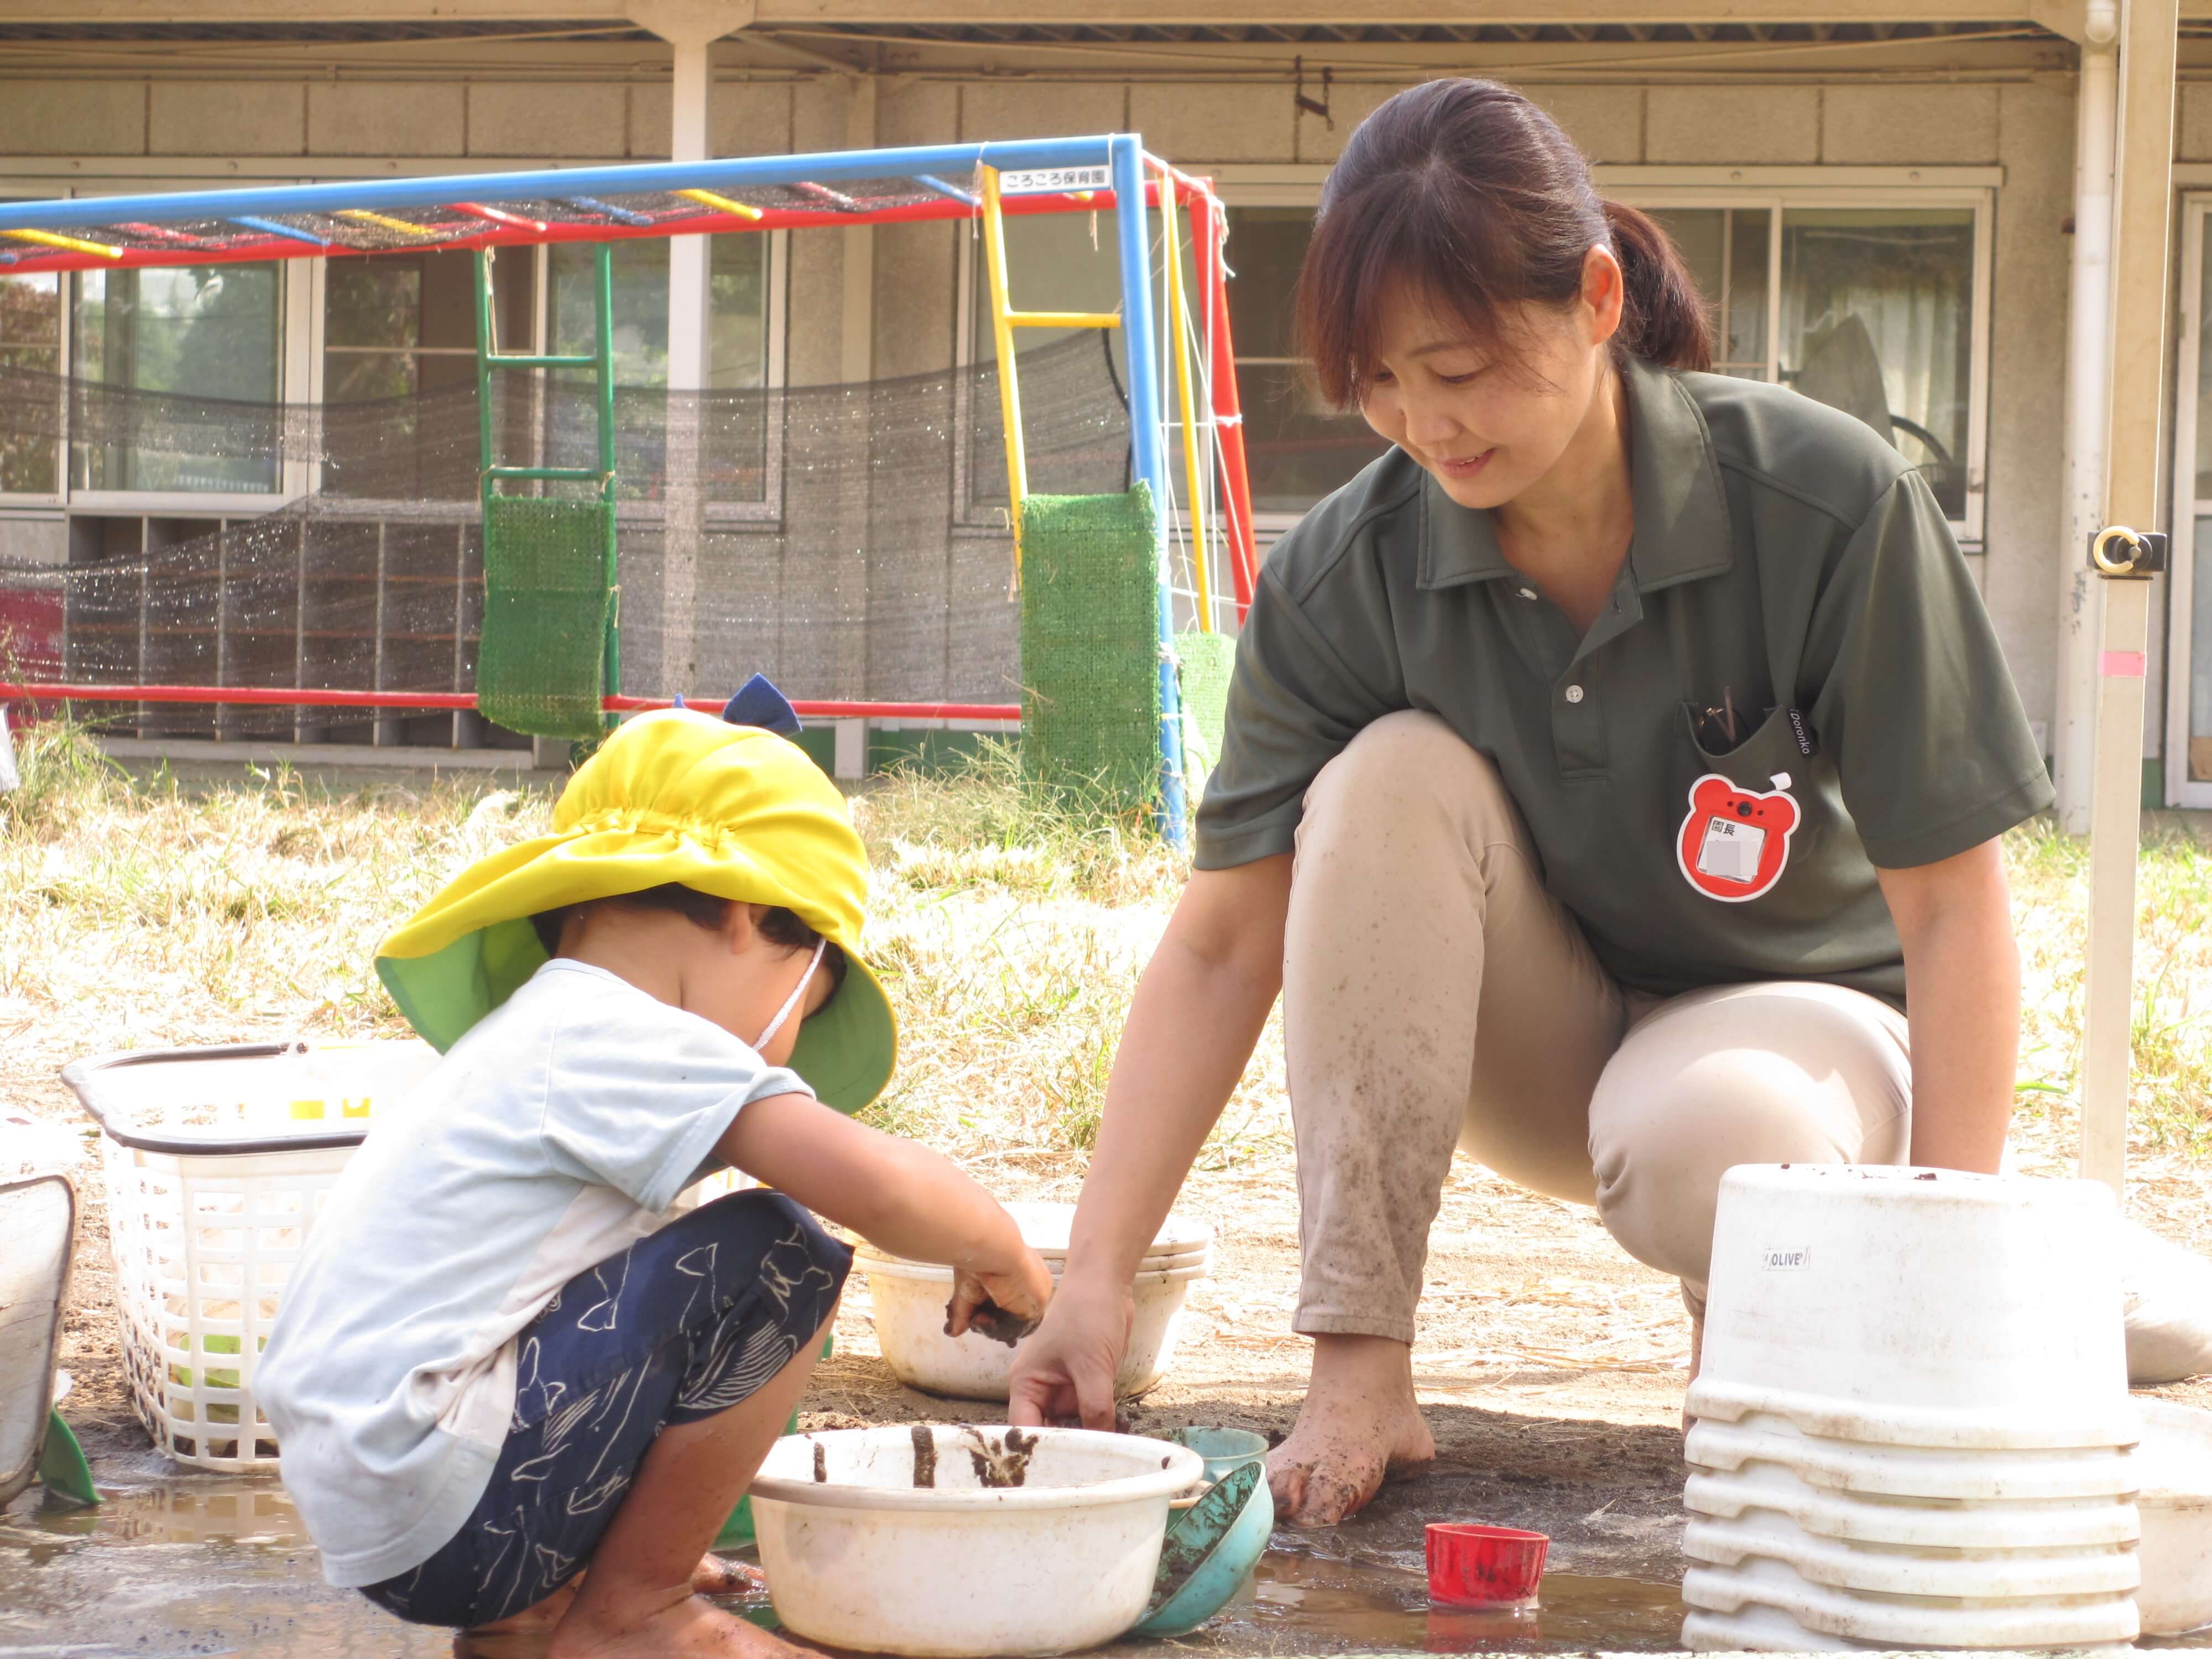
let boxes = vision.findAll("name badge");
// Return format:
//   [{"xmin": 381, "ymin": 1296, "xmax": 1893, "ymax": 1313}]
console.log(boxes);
[{"xmin": 1677, "ymin": 772, "xmax": 1800, "ymax": 903}]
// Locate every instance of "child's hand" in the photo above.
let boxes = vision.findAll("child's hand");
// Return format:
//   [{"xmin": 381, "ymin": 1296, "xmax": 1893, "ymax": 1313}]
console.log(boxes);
[{"xmin": 945, "ymin": 1247, "xmax": 1054, "ymax": 1347}]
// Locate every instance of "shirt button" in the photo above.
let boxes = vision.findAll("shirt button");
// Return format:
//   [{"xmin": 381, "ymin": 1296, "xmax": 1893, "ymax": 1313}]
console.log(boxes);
[
  {"xmin": 1517, "ymin": 586, "xmax": 1539, "ymax": 601},
  {"xmin": 1564, "ymin": 684, "xmax": 1585, "ymax": 704}
]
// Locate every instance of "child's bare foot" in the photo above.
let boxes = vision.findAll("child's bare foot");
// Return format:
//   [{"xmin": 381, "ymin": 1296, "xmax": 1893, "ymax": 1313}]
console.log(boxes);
[
  {"xmin": 548, "ymin": 1589, "xmax": 800, "ymax": 1659},
  {"xmin": 467, "ymin": 1575, "xmax": 581, "ymax": 1639}
]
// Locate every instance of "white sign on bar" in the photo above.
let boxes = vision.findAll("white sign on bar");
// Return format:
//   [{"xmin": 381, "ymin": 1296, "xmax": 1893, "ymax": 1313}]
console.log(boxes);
[{"xmin": 999, "ymin": 165, "xmax": 1112, "ymax": 196}]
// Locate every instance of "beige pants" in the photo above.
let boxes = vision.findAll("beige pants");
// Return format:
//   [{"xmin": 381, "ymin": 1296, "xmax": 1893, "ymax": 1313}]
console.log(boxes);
[{"xmin": 1285, "ymin": 711, "xmax": 1912, "ymax": 1342}]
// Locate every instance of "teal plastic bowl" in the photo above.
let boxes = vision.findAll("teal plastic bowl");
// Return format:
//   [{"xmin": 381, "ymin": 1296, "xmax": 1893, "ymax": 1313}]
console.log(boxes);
[{"xmin": 1131, "ymin": 1428, "xmax": 1274, "ymax": 1639}]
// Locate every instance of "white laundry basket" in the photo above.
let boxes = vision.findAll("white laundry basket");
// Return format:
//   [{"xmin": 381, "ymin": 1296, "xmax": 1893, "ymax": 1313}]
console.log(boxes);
[{"xmin": 64, "ymin": 1037, "xmax": 440, "ymax": 1472}]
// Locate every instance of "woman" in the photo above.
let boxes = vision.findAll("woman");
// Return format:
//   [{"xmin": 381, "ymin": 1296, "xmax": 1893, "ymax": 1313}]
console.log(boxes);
[{"xmin": 1005, "ymin": 78, "xmax": 2058, "ymax": 1527}]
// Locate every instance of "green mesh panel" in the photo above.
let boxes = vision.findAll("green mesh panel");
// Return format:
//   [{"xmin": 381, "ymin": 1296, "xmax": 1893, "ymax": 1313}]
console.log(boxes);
[
  {"xmin": 1019, "ymin": 487, "xmax": 1162, "ymax": 807},
  {"xmin": 477, "ymin": 496, "xmax": 615, "ymax": 741},
  {"xmin": 1175, "ymin": 628, "xmax": 1237, "ymax": 785}
]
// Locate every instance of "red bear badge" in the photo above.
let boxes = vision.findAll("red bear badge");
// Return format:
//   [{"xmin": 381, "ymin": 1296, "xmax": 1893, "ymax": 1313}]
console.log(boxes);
[{"xmin": 1676, "ymin": 772, "xmax": 1799, "ymax": 902}]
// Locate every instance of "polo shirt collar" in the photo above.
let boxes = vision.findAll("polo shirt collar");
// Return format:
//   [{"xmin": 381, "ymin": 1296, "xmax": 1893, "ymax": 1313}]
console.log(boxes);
[{"xmin": 1418, "ymin": 355, "xmax": 1734, "ymax": 592}]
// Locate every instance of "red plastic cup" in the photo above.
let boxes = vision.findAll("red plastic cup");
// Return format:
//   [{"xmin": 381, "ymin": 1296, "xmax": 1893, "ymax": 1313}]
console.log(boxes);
[{"xmin": 1425, "ymin": 1522, "xmax": 1550, "ymax": 1609}]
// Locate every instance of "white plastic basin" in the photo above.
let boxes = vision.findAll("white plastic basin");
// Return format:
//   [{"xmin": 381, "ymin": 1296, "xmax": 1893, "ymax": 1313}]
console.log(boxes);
[
  {"xmin": 1684, "ymin": 1465, "xmax": 2142, "ymax": 1552},
  {"xmin": 1683, "ymin": 1511, "xmax": 2141, "ymax": 1599},
  {"xmin": 2140, "ymin": 1399, "xmax": 2212, "ymax": 1636},
  {"xmin": 1686, "ymin": 1417, "xmax": 2140, "ymax": 1503},
  {"xmin": 748, "ymin": 1425, "xmax": 1204, "ymax": 1657},
  {"xmin": 863, "ymin": 1256, "xmax": 1206, "ymax": 1401},
  {"xmin": 1694, "ymin": 1165, "xmax": 2133, "ymax": 1449},
  {"xmin": 1683, "ymin": 1554, "xmax": 2140, "ymax": 1649}
]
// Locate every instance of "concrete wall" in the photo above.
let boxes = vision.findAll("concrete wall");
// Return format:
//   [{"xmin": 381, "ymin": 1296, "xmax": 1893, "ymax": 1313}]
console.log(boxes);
[{"xmin": 0, "ymin": 61, "xmax": 2095, "ymax": 741}]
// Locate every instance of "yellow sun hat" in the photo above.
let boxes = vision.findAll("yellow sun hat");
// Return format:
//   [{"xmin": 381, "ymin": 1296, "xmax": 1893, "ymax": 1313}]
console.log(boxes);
[{"xmin": 374, "ymin": 707, "xmax": 896, "ymax": 1114}]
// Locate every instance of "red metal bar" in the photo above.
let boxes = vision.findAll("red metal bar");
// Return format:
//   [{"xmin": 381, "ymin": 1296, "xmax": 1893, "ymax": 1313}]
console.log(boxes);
[
  {"xmin": 0, "ymin": 682, "xmax": 1020, "ymax": 722},
  {"xmin": 1197, "ymin": 186, "xmax": 1259, "ymax": 619}
]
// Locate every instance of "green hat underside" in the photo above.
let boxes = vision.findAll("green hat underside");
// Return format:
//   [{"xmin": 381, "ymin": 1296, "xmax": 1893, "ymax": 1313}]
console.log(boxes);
[{"xmin": 377, "ymin": 920, "xmax": 896, "ymax": 1117}]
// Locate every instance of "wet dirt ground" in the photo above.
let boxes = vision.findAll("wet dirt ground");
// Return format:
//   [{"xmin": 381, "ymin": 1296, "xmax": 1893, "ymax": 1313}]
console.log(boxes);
[{"xmin": 0, "ymin": 1449, "xmax": 1684, "ymax": 1658}]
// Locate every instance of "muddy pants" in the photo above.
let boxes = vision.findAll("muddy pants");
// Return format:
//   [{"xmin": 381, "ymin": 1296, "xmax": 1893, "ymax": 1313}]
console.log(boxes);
[{"xmin": 1284, "ymin": 711, "xmax": 1912, "ymax": 1340}]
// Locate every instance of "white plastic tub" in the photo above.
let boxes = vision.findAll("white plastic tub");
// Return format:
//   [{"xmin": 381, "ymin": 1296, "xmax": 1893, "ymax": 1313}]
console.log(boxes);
[
  {"xmin": 864, "ymin": 1255, "xmax": 1205, "ymax": 1400},
  {"xmin": 1683, "ymin": 1511, "xmax": 2141, "ymax": 1599},
  {"xmin": 2140, "ymin": 1399, "xmax": 2212, "ymax": 1636},
  {"xmin": 1693, "ymin": 1165, "xmax": 2133, "ymax": 1450},
  {"xmin": 63, "ymin": 1037, "xmax": 440, "ymax": 1470},
  {"xmin": 1684, "ymin": 1464, "xmax": 2142, "ymax": 1552},
  {"xmin": 748, "ymin": 1424, "xmax": 1204, "ymax": 1657},
  {"xmin": 1682, "ymin": 1553, "xmax": 2140, "ymax": 1650},
  {"xmin": 1686, "ymin": 1417, "xmax": 2140, "ymax": 1503}
]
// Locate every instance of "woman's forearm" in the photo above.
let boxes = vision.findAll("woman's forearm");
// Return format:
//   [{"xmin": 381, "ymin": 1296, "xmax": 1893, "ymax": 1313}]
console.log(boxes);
[
  {"xmin": 1878, "ymin": 840, "xmax": 2019, "ymax": 1173},
  {"xmin": 1062, "ymin": 858, "xmax": 1291, "ymax": 1290}
]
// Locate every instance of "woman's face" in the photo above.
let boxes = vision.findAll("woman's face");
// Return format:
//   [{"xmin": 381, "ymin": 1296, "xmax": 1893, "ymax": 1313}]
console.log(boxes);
[{"xmin": 1357, "ymin": 248, "xmax": 1624, "ymax": 513}]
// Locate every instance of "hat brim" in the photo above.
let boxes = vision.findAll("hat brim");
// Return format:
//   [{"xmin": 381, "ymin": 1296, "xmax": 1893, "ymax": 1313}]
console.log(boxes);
[{"xmin": 377, "ymin": 922, "xmax": 899, "ymax": 1117}]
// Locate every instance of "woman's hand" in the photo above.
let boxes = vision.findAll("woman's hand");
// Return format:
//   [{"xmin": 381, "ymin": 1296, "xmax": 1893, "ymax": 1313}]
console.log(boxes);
[
  {"xmin": 947, "ymin": 1246, "xmax": 1056, "ymax": 1344},
  {"xmin": 1006, "ymin": 1274, "xmax": 1134, "ymax": 1430}
]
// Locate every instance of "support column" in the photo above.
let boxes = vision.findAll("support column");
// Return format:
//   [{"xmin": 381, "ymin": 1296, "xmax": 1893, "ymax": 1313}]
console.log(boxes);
[
  {"xmin": 2080, "ymin": 0, "xmax": 2179, "ymax": 1194},
  {"xmin": 838, "ymin": 76, "xmax": 877, "ymax": 705},
  {"xmin": 2054, "ymin": 18, "xmax": 2119, "ymax": 832},
  {"xmin": 632, "ymin": 1, "xmax": 753, "ymax": 698}
]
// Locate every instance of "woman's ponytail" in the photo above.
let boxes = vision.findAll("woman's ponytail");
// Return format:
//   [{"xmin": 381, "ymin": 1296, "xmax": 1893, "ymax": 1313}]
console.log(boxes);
[{"xmin": 1603, "ymin": 201, "xmax": 1712, "ymax": 373}]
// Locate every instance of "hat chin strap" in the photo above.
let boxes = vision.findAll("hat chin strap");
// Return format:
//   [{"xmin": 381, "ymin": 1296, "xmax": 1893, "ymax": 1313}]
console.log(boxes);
[{"xmin": 754, "ymin": 937, "xmax": 827, "ymax": 1053}]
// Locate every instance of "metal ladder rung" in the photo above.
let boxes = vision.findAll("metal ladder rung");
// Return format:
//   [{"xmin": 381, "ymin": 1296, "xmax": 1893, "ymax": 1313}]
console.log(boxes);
[
  {"xmin": 1008, "ymin": 310, "xmax": 1120, "ymax": 330},
  {"xmin": 483, "ymin": 352, "xmax": 599, "ymax": 370},
  {"xmin": 486, "ymin": 465, "xmax": 603, "ymax": 483}
]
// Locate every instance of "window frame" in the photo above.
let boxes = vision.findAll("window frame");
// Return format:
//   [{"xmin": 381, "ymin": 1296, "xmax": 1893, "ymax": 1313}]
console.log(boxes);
[
  {"xmin": 0, "ymin": 170, "xmax": 790, "ymax": 524},
  {"xmin": 1153, "ymin": 164, "xmax": 1996, "ymax": 548},
  {"xmin": 0, "ymin": 258, "xmax": 69, "ymax": 508}
]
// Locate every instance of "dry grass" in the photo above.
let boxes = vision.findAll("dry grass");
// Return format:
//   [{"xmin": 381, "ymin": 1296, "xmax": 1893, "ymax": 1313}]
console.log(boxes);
[{"xmin": 0, "ymin": 718, "xmax": 2204, "ymax": 1191}]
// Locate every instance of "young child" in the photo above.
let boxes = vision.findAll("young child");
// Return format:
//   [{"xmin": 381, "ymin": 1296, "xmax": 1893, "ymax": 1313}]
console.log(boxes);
[{"xmin": 258, "ymin": 707, "xmax": 1053, "ymax": 1658}]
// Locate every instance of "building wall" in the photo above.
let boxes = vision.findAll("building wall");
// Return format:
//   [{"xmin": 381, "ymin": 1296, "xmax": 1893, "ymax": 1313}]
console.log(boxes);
[{"xmin": 0, "ymin": 62, "xmax": 2088, "ymax": 741}]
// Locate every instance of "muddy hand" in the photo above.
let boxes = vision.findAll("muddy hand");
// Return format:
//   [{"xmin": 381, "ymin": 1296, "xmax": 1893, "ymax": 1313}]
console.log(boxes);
[{"xmin": 945, "ymin": 1246, "xmax": 1054, "ymax": 1343}]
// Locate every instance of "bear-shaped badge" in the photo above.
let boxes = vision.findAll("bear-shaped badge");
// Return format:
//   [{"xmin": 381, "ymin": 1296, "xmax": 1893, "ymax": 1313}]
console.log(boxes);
[{"xmin": 1676, "ymin": 771, "xmax": 1799, "ymax": 902}]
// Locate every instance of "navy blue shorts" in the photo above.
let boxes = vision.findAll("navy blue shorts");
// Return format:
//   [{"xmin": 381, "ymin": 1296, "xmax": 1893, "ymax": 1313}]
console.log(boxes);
[{"xmin": 361, "ymin": 1190, "xmax": 849, "ymax": 1629}]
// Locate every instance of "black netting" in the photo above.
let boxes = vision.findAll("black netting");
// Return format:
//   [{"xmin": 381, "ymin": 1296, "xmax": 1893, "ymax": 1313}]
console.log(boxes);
[{"xmin": 0, "ymin": 332, "xmax": 1130, "ymax": 741}]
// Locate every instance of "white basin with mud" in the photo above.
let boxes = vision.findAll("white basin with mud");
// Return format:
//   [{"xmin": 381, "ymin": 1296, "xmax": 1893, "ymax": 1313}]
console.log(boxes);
[{"xmin": 748, "ymin": 1423, "xmax": 1205, "ymax": 1657}]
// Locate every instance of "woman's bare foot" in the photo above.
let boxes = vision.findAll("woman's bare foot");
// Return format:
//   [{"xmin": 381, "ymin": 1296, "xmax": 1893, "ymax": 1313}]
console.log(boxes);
[
  {"xmin": 692, "ymin": 1554, "xmax": 765, "ymax": 1597},
  {"xmin": 547, "ymin": 1588, "xmax": 801, "ymax": 1659},
  {"xmin": 1267, "ymin": 1333, "xmax": 1436, "ymax": 1527}
]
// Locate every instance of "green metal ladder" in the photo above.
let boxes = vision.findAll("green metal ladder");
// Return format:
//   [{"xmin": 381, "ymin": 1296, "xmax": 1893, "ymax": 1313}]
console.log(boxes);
[{"xmin": 471, "ymin": 243, "xmax": 620, "ymax": 735}]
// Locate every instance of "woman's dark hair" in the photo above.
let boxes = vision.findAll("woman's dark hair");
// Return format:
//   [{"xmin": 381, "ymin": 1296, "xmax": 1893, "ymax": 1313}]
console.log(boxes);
[
  {"xmin": 1294, "ymin": 78, "xmax": 1710, "ymax": 406},
  {"xmin": 531, "ymin": 884, "xmax": 847, "ymax": 998}
]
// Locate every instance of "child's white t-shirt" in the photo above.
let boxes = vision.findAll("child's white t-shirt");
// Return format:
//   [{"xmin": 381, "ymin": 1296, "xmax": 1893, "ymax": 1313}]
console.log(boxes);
[{"xmin": 257, "ymin": 958, "xmax": 811, "ymax": 1589}]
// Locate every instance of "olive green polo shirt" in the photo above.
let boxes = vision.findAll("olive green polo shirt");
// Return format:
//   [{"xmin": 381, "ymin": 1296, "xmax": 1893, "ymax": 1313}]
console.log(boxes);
[{"xmin": 1194, "ymin": 356, "xmax": 2053, "ymax": 1006}]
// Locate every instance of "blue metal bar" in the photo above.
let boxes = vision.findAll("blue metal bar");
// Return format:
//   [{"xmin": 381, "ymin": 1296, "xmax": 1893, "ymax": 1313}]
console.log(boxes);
[
  {"xmin": 231, "ymin": 215, "xmax": 329, "ymax": 247},
  {"xmin": 913, "ymin": 174, "xmax": 982, "ymax": 209},
  {"xmin": 562, "ymin": 195, "xmax": 654, "ymax": 228},
  {"xmin": 0, "ymin": 137, "xmax": 1125, "ymax": 234},
  {"xmin": 1110, "ymin": 133, "xmax": 1188, "ymax": 852}
]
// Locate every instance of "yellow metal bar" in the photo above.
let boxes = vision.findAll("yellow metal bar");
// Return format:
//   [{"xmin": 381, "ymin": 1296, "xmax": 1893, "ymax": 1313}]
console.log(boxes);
[
  {"xmin": 980, "ymin": 165, "xmax": 1029, "ymax": 582},
  {"xmin": 338, "ymin": 208, "xmax": 436, "ymax": 237},
  {"xmin": 4, "ymin": 227, "xmax": 122, "ymax": 259},
  {"xmin": 676, "ymin": 187, "xmax": 765, "ymax": 222},
  {"xmin": 1157, "ymin": 166, "xmax": 1214, "ymax": 633},
  {"xmin": 1008, "ymin": 310, "xmax": 1121, "ymax": 330}
]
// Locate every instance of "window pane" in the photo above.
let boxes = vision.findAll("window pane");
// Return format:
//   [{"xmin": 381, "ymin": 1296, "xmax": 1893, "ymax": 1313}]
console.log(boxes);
[
  {"xmin": 326, "ymin": 263, "xmax": 422, "ymax": 351},
  {"xmin": 72, "ymin": 264, "xmax": 282, "ymax": 492},
  {"xmin": 971, "ymin": 209, "xmax": 1128, "ymax": 364},
  {"xmin": 0, "ymin": 272, "xmax": 61, "ymax": 493},
  {"xmin": 1239, "ymin": 361, "xmax": 1390, "ymax": 516},
  {"xmin": 1648, "ymin": 206, "xmax": 1770, "ymax": 379},
  {"xmin": 1781, "ymin": 207, "xmax": 1974, "ymax": 519},
  {"xmin": 552, "ymin": 239, "xmax": 669, "ymax": 387},
  {"xmin": 1222, "ymin": 207, "xmax": 1389, "ymax": 515},
  {"xmin": 709, "ymin": 233, "xmax": 768, "ymax": 390}
]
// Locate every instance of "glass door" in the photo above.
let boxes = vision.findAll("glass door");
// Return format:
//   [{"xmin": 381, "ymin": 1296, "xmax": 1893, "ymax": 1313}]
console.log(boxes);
[{"xmin": 2168, "ymin": 197, "xmax": 2212, "ymax": 806}]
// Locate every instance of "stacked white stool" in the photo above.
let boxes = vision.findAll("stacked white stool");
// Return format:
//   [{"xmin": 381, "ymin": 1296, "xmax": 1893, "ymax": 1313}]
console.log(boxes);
[{"xmin": 1681, "ymin": 1164, "xmax": 2141, "ymax": 1651}]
